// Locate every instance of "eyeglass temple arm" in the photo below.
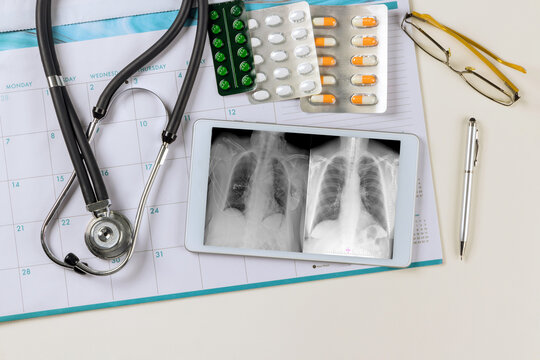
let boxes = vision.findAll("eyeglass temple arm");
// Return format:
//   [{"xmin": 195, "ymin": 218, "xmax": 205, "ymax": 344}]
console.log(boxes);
[
  {"xmin": 445, "ymin": 29, "xmax": 526, "ymax": 74},
  {"xmin": 411, "ymin": 12, "xmax": 525, "ymax": 94},
  {"xmin": 411, "ymin": 12, "xmax": 526, "ymax": 73}
]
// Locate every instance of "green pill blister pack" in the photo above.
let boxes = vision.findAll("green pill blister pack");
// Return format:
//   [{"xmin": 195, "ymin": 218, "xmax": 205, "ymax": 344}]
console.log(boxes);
[{"xmin": 208, "ymin": 0, "xmax": 256, "ymax": 96}]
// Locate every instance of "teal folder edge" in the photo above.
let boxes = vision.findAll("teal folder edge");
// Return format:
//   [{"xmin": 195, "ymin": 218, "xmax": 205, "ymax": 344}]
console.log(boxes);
[
  {"xmin": 1, "ymin": 259, "xmax": 442, "ymax": 323},
  {"xmin": 0, "ymin": 0, "xmax": 442, "ymax": 323},
  {"xmin": 0, "ymin": 0, "xmax": 398, "ymax": 51}
]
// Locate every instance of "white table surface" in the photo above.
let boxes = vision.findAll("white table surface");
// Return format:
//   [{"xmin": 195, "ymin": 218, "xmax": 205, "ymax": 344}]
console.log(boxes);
[{"xmin": 1, "ymin": 0, "xmax": 539, "ymax": 359}]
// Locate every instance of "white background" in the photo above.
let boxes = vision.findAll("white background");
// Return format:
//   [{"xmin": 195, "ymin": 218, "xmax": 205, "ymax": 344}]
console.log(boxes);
[{"xmin": 0, "ymin": 0, "xmax": 539, "ymax": 359}]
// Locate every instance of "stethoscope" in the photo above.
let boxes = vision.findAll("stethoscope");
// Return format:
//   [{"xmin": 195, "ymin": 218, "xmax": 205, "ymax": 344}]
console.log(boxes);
[{"xmin": 35, "ymin": 0, "xmax": 209, "ymax": 276}]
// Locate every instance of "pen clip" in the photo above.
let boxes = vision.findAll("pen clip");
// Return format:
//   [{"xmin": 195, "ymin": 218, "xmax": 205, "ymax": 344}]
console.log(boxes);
[{"xmin": 473, "ymin": 128, "xmax": 479, "ymax": 167}]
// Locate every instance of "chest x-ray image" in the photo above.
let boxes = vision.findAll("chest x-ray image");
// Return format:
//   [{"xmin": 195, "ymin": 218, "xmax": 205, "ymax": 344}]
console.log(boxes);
[
  {"xmin": 204, "ymin": 128, "xmax": 400, "ymax": 260},
  {"xmin": 204, "ymin": 129, "xmax": 310, "ymax": 251},
  {"xmin": 303, "ymin": 136, "xmax": 400, "ymax": 259}
]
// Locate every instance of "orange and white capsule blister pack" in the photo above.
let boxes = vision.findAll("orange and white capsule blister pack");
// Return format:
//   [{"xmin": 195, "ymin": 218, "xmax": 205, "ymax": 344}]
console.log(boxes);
[{"xmin": 300, "ymin": 4, "xmax": 388, "ymax": 114}]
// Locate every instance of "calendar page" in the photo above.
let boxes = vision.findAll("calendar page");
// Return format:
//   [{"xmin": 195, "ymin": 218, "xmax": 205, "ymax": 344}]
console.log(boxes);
[{"xmin": 0, "ymin": 0, "xmax": 442, "ymax": 322}]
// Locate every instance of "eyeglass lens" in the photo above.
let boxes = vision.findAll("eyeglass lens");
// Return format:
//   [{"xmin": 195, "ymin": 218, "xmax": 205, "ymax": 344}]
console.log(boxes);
[{"xmin": 401, "ymin": 15, "xmax": 514, "ymax": 105}]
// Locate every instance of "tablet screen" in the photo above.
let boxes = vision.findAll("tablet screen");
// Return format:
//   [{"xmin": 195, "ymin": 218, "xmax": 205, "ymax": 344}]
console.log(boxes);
[{"xmin": 204, "ymin": 127, "xmax": 400, "ymax": 259}]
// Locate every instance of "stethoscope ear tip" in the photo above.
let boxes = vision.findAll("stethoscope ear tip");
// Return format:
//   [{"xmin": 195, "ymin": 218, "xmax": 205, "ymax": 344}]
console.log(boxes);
[
  {"xmin": 64, "ymin": 253, "xmax": 88, "ymax": 275},
  {"xmin": 64, "ymin": 252, "xmax": 80, "ymax": 267}
]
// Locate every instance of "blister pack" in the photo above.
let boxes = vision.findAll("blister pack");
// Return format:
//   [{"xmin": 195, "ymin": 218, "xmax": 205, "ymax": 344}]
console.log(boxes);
[
  {"xmin": 207, "ymin": 0, "xmax": 256, "ymax": 96},
  {"xmin": 300, "ymin": 4, "xmax": 388, "ymax": 113},
  {"xmin": 246, "ymin": 1, "xmax": 322, "ymax": 103}
]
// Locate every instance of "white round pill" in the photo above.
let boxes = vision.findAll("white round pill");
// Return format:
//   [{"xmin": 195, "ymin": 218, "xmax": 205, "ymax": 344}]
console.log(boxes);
[
  {"xmin": 273, "ymin": 67, "xmax": 291, "ymax": 79},
  {"xmin": 294, "ymin": 45, "xmax": 310, "ymax": 58},
  {"xmin": 299, "ymin": 80, "xmax": 316, "ymax": 93},
  {"xmin": 268, "ymin": 33, "xmax": 285, "ymax": 44},
  {"xmin": 251, "ymin": 37, "xmax": 262, "ymax": 48},
  {"xmin": 276, "ymin": 85, "xmax": 293, "ymax": 97},
  {"xmin": 270, "ymin": 50, "xmax": 288, "ymax": 62},
  {"xmin": 291, "ymin": 28, "xmax": 308, "ymax": 40},
  {"xmin": 265, "ymin": 15, "xmax": 283, "ymax": 27},
  {"xmin": 297, "ymin": 62, "xmax": 313, "ymax": 75},
  {"xmin": 252, "ymin": 90, "xmax": 270, "ymax": 101},
  {"xmin": 255, "ymin": 73, "xmax": 267, "ymax": 83},
  {"xmin": 289, "ymin": 10, "xmax": 305, "ymax": 23},
  {"xmin": 248, "ymin": 19, "xmax": 259, "ymax": 30},
  {"xmin": 254, "ymin": 55, "xmax": 264, "ymax": 65}
]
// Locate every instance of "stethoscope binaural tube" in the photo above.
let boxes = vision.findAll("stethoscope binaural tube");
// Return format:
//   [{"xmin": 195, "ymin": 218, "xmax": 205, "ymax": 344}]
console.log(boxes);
[
  {"xmin": 92, "ymin": 0, "xmax": 194, "ymax": 120},
  {"xmin": 36, "ymin": 0, "xmax": 108, "ymax": 207},
  {"xmin": 37, "ymin": 0, "xmax": 209, "ymax": 275},
  {"xmin": 163, "ymin": 0, "xmax": 209, "ymax": 144}
]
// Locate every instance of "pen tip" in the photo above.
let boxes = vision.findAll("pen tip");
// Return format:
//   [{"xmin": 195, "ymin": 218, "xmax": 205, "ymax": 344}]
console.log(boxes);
[{"xmin": 460, "ymin": 255, "xmax": 463, "ymax": 261}]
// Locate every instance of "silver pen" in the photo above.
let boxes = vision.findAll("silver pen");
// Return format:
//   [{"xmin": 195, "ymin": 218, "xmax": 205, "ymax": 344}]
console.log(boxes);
[{"xmin": 460, "ymin": 118, "xmax": 479, "ymax": 260}]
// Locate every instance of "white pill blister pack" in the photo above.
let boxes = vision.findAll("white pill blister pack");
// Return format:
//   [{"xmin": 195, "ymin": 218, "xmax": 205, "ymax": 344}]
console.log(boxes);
[
  {"xmin": 247, "ymin": 1, "xmax": 322, "ymax": 103},
  {"xmin": 300, "ymin": 4, "xmax": 388, "ymax": 114}
]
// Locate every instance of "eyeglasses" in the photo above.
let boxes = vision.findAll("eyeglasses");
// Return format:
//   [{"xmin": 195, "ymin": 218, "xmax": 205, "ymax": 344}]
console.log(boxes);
[{"xmin": 401, "ymin": 12, "xmax": 526, "ymax": 106}]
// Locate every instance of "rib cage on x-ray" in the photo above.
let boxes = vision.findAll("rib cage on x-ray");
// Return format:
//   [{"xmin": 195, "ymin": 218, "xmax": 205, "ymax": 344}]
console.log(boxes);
[
  {"xmin": 224, "ymin": 155, "xmax": 291, "ymax": 218},
  {"xmin": 268, "ymin": 158, "xmax": 289, "ymax": 216},
  {"xmin": 313, "ymin": 156, "xmax": 346, "ymax": 227},
  {"xmin": 358, "ymin": 156, "xmax": 389, "ymax": 232},
  {"xmin": 311, "ymin": 152, "xmax": 392, "ymax": 233},
  {"xmin": 224, "ymin": 152, "xmax": 257, "ymax": 214},
  {"xmin": 304, "ymin": 137, "xmax": 399, "ymax": 259},
  {"xmin": 205, "ymin": 130, "xmax": 308, "ymax": 252},
  {"xmin": 204, "ymin": 128, "xmax": 399, "ymax": 260}
]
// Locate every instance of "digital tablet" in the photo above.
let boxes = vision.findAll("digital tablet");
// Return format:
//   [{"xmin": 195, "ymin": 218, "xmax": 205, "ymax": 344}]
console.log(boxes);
[{"xmin": 185, "ymin": 120, "xmax": 419, "ymax": 267}]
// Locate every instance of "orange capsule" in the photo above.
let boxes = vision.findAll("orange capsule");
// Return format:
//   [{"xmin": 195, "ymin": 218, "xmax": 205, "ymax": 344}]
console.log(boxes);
[
  {"xmin": 318, "ymin": 56, "xmax": 336, "ymax": 67},
  {"xmin": 351, "ymin": 35, "xmax": 378, "ymax": 47},
  {"xmin": 350, "ymin": 94, "xmax": 378, "ymax": 105},
  {"xmin": 352, "ymin": 16, "xmax": 378, "ymax": 28},
  {"xmin": 315, "ymin": 37, "xmax": 337, "ymax": 47},
  {"xmin": 351, "ymin": 74, "xmax": 377, "ymax": 86},
  {"xmin": 310, "ymin": 94, "xmax": 337, "ymax": 104},
  {"xmin": 351, "ymin": 55, "xmax": 378, "ymax": 66},
  {"xmin": 312, "ymin": 17, "xmax": 337, "ymax": 27},
  {"xmin": 320, "ymin": 75, "xmax": 336, "ymax": 86}
]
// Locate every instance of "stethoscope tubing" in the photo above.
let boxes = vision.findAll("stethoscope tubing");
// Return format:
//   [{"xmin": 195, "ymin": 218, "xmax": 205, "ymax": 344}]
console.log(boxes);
[
  {"xmin": 40, "ymin": 119, "xmax": 100, "ymax": 271},
  {"xmin": 92, "ymin": 0, "xmax": 194, "ymax": 120},
  {"xmin": 41, "ymin": 88, "xmax": 171, "ymax": 275},
  {"xmin": 36, "ymin": 0, "xmax": 209, "ymax": 275},
  {"xmin": 36, "ymin": 0, "xmax": 108, "ymax": 205},
  {"xmin": 165, "ymin": 0, "xmax": 209, "ymax": 143}
]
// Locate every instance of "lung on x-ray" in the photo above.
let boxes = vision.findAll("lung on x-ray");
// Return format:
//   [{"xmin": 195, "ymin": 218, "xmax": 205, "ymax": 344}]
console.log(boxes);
[{"xmin": 203, "ymin": 128, "xmax": 400, "ymax": 259}]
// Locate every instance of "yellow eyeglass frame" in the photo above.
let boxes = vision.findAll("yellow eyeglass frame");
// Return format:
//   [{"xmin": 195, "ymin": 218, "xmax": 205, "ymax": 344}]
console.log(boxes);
[{"xmin": 402, "ymin": 12, "xmax": 526, "ymax": 106}]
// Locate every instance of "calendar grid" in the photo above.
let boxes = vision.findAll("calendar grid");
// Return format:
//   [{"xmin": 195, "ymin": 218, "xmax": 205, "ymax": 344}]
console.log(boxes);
[
  {"xmin": 130, "ymin": 75, "xmax": 167, "ymax": 293},
  {"xmin": 0, "ymin": 68, "xmax": 211, "ymax": 309},
  {"xmin": 41, "ymin": 88, "xmax": 74, "ymax": 308},
  {"xmin": 0, "ymin": 0, "xmax": 443, "ymax": 321},
  {"xmin": 0, "ymin": 143, "xmax": 190, "ymax": 185},
  {"xmin": 0, "ymin": 75, "xmax": 441, "ymax": 315},
  {"xmin": 0, "ymin": 111, "xmax": 26, "ymax": 313}
]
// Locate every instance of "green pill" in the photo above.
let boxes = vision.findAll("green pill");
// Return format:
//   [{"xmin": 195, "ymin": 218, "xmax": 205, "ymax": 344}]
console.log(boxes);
[
  {"xmin": 207, "ymin": 1, "xmax": 256, "ymax": 95},
  {"xmin": 217, "ymin": 66, "xmax": 228, "ymax": 76},
  {"xmin": 241, "ymin": 75, "xmax": 253, "ymax": 86},
  {"xmin": 239, "ymin": 61, "xmax": 251, "ymax": 72},
  {"xmin": 235, "ymin": 33, "xmax": 246, "ymax": 44},
  {"xmin": 215, "ymin": 52, "xmax": 226, "ymax": 62},
  {"xmin": 230, "ymin": 5, "xmax": 243, "ymax": 17},
  {"xmin": 219, "ymin": 80, "xmax": 230, "ymax": 90},
  {"xmin": 237, "ymin": 47, "xmax": 248, "ymax": 58},
  {"xmin": 212, "ymin": 38, "xmax": 224, "ymax": 48},
  {"xmin": 232, "ymin": 19, "xmax": 244, "ymax": 30}
]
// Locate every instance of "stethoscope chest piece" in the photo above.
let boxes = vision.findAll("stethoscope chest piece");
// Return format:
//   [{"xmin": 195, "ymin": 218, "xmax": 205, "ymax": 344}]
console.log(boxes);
[{"xmin": 84, "ymin": 211, "xmax": 133, "ymax": 260}]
